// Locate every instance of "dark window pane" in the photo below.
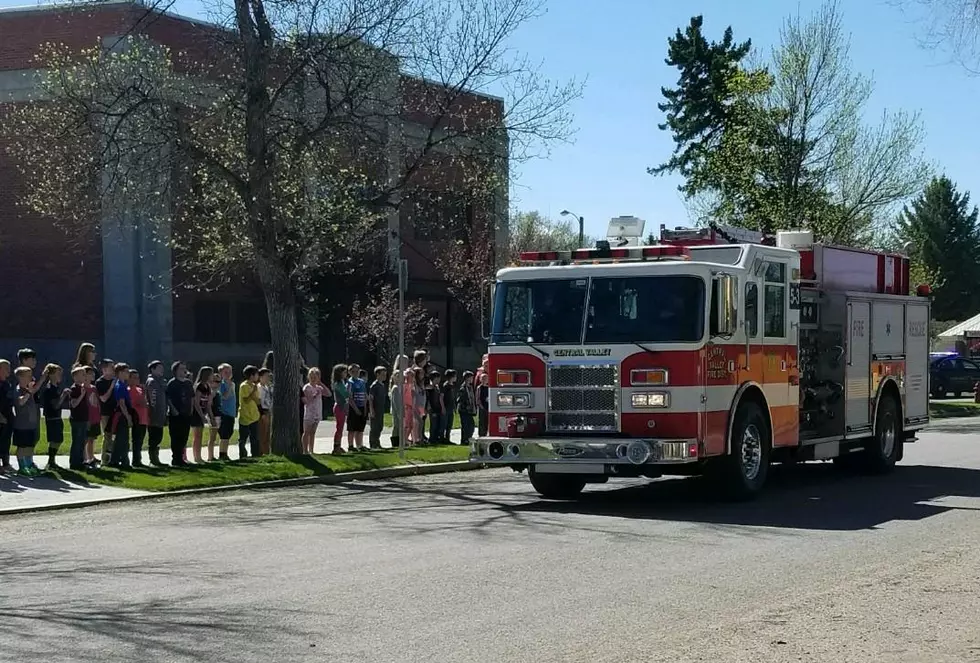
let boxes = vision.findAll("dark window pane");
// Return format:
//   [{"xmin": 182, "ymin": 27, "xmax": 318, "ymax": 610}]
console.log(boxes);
[
  {"xmin": 765, "ymin": 262, "xmax": 786, "ymax": 284},
  {"xmin": 194, "ymin": 300, "xmax": 232, "ymax": 343},
  {"xmin": 764, "ymin": 285, "xmax": 785, "ymax": 337},
  {"xmin": 745, "ymin": 282, "xmax": 759, "ymax": 338},
  {"xmin": 235, "ymin": 301, "xmax": 270, "ymax": 344}
]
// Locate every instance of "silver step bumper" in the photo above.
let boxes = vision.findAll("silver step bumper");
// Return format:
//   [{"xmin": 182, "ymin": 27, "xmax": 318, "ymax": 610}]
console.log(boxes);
[{"xmin": 470, "ymin": 437, "xmax": 700, "ymax": 466}]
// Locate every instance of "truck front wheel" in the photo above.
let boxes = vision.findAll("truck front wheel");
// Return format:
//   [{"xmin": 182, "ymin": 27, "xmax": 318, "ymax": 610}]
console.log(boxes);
[
  {"xmin": 529, "ymin": 472, "xmax": 586, "ymax": 500},
  {"xmin": 717, "ymin": 401, "xmax": 771, "ymax": 501}
]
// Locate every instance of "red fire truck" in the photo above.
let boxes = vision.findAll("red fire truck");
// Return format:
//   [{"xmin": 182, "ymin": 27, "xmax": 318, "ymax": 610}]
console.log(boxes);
[{"xmin": 471, "ymin": 224, "xmax": 931, "ymax": 500}]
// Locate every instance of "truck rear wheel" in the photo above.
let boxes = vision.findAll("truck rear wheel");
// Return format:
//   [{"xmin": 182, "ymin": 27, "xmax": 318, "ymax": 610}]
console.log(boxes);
[
  {"xmin": 862, "ymin": 394, "xmax": 900, "ymax": 474},
  {"xmin": 717, "ymin": 401, "xmax": 771, "ymax": 500},
  {"xmin": 529, "ymin": 472, "xmax": 586, "ymax": 500}
]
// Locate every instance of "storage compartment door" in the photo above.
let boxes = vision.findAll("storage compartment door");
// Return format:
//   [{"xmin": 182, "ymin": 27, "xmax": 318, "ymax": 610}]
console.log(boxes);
[
  {"xmin": 845, "ymin": 301, "xmax": 872, "ymax": 433},
  {"xmin": 904, "ymin": 302, "xmax": 930, "ymax": 422}
]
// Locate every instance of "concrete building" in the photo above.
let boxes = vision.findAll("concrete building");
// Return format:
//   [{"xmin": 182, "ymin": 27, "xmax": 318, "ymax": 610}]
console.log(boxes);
[{"xmin": 0, "ymin": 0, "xmax": 505, "ymax": 373}]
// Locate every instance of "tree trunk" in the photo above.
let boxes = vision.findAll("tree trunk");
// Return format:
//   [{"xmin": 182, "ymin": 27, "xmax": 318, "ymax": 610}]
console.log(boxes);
[{"xmin": 260, "ymin": 261, "xmax": 304, "ymax": 456}]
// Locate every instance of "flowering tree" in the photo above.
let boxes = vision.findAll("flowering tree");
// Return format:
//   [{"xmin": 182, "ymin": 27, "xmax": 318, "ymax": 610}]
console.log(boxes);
[{"xmin": 349, "ymin": 285, "xmax": 439, "ymax": 367}]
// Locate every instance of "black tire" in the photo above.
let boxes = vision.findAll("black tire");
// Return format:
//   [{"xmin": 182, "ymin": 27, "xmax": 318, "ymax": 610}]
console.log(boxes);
[
  {"xmin": 717, "ymin": 401, "xmax": 771, "ymax": 500},
  {"xmin": 931, "ymin": 383, "xmax": 946, "ymax": 399},
  {"xmin": 529, "ymin": 472, "xmax": 586, "ymax": 500},
  {"xmin": 862, "ymin": 394, "xmax": 900, "ymax": 474}
]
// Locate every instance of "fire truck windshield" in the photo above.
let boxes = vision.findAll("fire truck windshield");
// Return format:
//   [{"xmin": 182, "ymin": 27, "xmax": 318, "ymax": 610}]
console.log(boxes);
[
  {"xmin": 491, "ymin": 278, "xmax": 588, "ymax": 345},
  {"xmin": 491, "ymin": 275, "xmax": 706, "ymax": 345}
]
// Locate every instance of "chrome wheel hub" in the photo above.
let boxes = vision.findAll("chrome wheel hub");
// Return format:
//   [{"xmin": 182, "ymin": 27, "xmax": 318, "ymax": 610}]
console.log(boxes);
[
  {"xmin": 880, "ymin": 419, "xmax": 896, "ymax": 457},
  {"xmin": 741, "ymin": 424, "xmax": 762, "ymax": 481}
]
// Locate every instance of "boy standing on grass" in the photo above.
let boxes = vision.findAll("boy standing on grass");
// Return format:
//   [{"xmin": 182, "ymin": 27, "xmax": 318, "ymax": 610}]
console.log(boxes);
[
  {"xmin": 128, "ymin": 369, "xmax": 149, "ymax": 467},
  {"xmin": 17, "ymin": 348, "xmax": 47, "ymax": 448},
  {"xmin": 457, "ymin": 371, "xmax": 477, "ymax": 445},
  {"xmin": 109, "ymin": 363, "xmax": 133, "ymax": 469},
  {"xmin": 144, "ymin": 361, "xmax": 168, "ymax": 467},
  {"xmin": 84, "ymin": 367, "xmax": 101, "ymax": 467},
  {"xmin": 368, "ymin": 366, "xmax": 388, "ymax": 450},
  {"xmin": 166, "ymin": 362, "xmax": 195, "ymax": 468},
  {"xmin": 96, "ymin": 358, "xmax": 117, "ymax": 464},
  {"xmin": 0, "ymin": 359, "xmax": 13, "ymax": 473},
  {"xmin": 442, "ymin": 369, "xmax": 458, "ymax": 444},
  {"xmin": 12, "ymin": 366, "xmax": 41, "ymax": 476},
  {"xmin": 238, "ymin": 365, "xmax": 261, "ymax": 458},
  {"xmin": 68, "ymin": 366, "xmax": 90, "ymax": 470},
  {"xmin": 427, "ymin": 371, "xmax": 444, "ymax": 444},
  {"xmin": 217, "ymin": 363, "xmax": 238, "ymax": 460},
  {"xmin": 40, "ymin": 364, "xmax": 68, "ymax": 469}
]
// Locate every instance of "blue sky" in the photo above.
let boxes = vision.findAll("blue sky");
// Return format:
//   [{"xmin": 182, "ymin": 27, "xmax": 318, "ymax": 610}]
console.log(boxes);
[
  {"xmin": 3, "ymin": 0, "xmax": 974, "ymax": 241},
  {"xmin": 504, "ymin": 0, "xmax": 978, "ymax": 239}
]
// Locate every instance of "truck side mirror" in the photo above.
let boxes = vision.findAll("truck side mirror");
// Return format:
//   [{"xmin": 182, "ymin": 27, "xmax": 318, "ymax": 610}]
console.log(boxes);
[
  {"xmin": 481, "ymin": 281, "xmax": 494, "ymax": 340},
  {"xmin": 711, "ymin": 274, "xmax": 738, "ymax": 337}
]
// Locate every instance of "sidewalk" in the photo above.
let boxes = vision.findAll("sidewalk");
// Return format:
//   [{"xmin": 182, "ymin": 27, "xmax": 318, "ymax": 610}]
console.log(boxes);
[{"xmin": 1, "ymin": 420, "xmax": 466, "ymax": 515}]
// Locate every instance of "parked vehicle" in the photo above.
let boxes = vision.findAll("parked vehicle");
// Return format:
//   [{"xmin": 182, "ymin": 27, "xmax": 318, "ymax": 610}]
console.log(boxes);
[{"xmin": 930, "ymin": 355, "xmax": 980, "ymax": 398}]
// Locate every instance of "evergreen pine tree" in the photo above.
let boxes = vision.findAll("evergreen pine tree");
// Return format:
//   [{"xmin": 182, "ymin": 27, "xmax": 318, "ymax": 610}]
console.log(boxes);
[
  {"xmin": 649, "ymin": 16, "xmax": 752, "ymax": 190},
  {"xmin": 896, "ymin": 176, "xmax": 980, "ymax": 319}
]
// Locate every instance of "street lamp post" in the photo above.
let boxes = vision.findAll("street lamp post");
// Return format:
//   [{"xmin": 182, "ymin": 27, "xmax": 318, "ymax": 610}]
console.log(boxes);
[{"xmin": 560, "ymin": 209, "xmax": 585, "ymax": 248}]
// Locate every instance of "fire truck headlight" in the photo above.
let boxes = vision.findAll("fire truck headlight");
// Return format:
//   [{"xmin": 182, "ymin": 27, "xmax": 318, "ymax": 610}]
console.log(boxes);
[
  {"xmin": 497, "ymin": 392, "xmax": 532, "ymax": 408},
  {"xmin": 631, "ymin": 392, "xmax": 669, "ymax": 408}
]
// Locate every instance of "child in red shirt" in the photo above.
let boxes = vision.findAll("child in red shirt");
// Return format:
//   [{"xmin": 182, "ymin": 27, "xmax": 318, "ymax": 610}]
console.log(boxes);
[{"xmin": 128, "ymin": 369, "xmax": 149, "ymax": 467}]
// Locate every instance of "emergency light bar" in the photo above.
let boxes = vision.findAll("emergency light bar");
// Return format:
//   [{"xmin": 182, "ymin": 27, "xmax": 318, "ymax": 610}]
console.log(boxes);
[{"xmin": 518, "ymin": 244, "xmax": 689, "ymax": 264}]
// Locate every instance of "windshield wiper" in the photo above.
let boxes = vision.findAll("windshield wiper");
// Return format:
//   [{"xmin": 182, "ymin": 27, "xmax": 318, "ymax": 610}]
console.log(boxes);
[{"xmin": 494, "ymin": 332, "xmax": 551, "ymax": 359}]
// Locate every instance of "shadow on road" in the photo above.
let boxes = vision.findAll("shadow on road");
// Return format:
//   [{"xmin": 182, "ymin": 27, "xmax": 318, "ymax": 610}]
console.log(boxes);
[
  {"xmin": 196, "ymin": 460, "xmax": 980, "ymax": 536},
  {"xmin": 507, "ymin": 463, "xmax": 980, "ymax": 531},
  {"xmin": 0, "ymin": 554, "xmax": 310, "ymax": 662}
]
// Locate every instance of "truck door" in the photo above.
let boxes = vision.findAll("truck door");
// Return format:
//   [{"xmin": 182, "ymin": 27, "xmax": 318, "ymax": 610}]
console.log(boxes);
[
  {"xmin": 761, "ymin": 260, "xmax": 795, "ymax": 446},
  {"xmin": 845, "ymin": 300, "xmax": 872, "ymax": 434}
]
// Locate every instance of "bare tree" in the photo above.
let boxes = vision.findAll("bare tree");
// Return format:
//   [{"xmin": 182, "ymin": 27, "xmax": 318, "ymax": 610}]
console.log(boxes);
[
  {"xmin": 4, "ymin": 0, "xmax": 579, "ymax": 455},
  {"xmin": 891, "ymin": 0, "xmax": 980, "ymax": 73},
  {"xmin": 348, "ymin": 284, "xmax": 438, "ymax": 366},
  {"xmin": 764, "ymin": 1, "xmax": 931, "ymax": 243}
]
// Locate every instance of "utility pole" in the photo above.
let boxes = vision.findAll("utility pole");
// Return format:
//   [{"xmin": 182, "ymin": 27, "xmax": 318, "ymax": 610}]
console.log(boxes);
[{"xmin": 397, "ymin": 258, "xmax": 407, "ymax": 459}]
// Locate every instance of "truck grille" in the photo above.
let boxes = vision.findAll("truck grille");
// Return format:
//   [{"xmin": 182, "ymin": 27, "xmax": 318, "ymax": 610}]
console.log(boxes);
[{"xmin": 547, "ymin": 364, "xmax": 619, "ymax": 432}]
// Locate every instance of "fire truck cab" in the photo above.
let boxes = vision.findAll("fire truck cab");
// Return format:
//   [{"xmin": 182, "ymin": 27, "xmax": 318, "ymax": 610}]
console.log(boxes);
[{"xmin": 470, "ymin": 224, "xmax": 931, "ymax": 500}]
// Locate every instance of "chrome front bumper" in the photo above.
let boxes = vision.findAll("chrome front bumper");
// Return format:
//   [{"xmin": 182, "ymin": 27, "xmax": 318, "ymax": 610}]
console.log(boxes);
[{"xmin": 470, "ymin": 437, "xmax": 700, "ymax": 466}]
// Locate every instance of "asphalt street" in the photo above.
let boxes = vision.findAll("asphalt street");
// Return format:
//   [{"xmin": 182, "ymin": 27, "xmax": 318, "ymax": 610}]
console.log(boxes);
[{"xmin": 3, "ymin": 418, "xmax": 980, "ymax": 663}]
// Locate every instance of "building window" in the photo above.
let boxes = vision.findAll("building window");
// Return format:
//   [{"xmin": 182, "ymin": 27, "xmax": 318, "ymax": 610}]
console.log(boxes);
[
  {"xmin": 194, "ymin": 300, "xmax": 232, "ymax": 343},
  {"xmin": 235, "ymin": 301, "xmax": 271, "ymax": 344},
  {"xmin": 403, "ymin": 191, "xmax": 473, "ymax": 241}
]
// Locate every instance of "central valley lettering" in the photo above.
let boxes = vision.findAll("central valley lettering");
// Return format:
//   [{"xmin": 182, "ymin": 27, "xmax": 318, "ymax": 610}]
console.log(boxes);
[{"xmin": 552, "ymin": 348, "xmax": 613, "ymax": 357}]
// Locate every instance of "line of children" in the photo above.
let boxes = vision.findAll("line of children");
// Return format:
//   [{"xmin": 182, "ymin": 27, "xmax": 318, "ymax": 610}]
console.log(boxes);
[{"xmin": 0, "ymin": 345, "xmax": 490, "ymax": 474}]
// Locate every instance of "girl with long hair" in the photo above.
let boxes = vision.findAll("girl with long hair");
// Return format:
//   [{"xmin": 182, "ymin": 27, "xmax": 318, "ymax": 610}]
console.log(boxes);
[
  {"xmin": 412, "ymin": 367, "xmax": 426, "ymax": 446},
  {"xmin": 190, "ymin": 366, "xmax": 215, "ymax": 464},
  {"xmin": 301, "ymin": 367, "xmax": 330, "ymax": 454},
  {"xmin": 389, "ymin": 355, "xmax": 408, "ymax": 449},
  {"xmin": 330, "ymin": 364, "xmax": 350, "ymax": 454},
  {"xmin": 73, "ymin": 342, "xmax": 96, "ymax": 370},
  {"xmin": 208, "ymin": 371, "xmax": 222, "ymax": 461}
]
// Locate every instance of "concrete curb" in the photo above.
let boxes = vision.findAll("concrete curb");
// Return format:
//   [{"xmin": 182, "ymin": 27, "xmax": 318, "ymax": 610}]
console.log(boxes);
[{"xmin": 0, "ymin": 460, "xmax": 486, "ymax": 517}]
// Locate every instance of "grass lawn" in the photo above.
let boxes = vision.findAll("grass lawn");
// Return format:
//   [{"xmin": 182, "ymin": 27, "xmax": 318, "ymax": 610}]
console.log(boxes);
[
  {"xmin": 929, "ymin": 401, "xmax": 980, "ymax": 418},
  {"xmin": 46, "ymin": 444, "xmax": 470, "ymax": 492}
]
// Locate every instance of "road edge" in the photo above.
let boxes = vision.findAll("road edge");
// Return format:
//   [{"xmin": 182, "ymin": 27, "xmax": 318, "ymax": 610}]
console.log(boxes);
[{"xmin": 0, "ymin": 460, "xmax": 486, "ymax": 517}]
